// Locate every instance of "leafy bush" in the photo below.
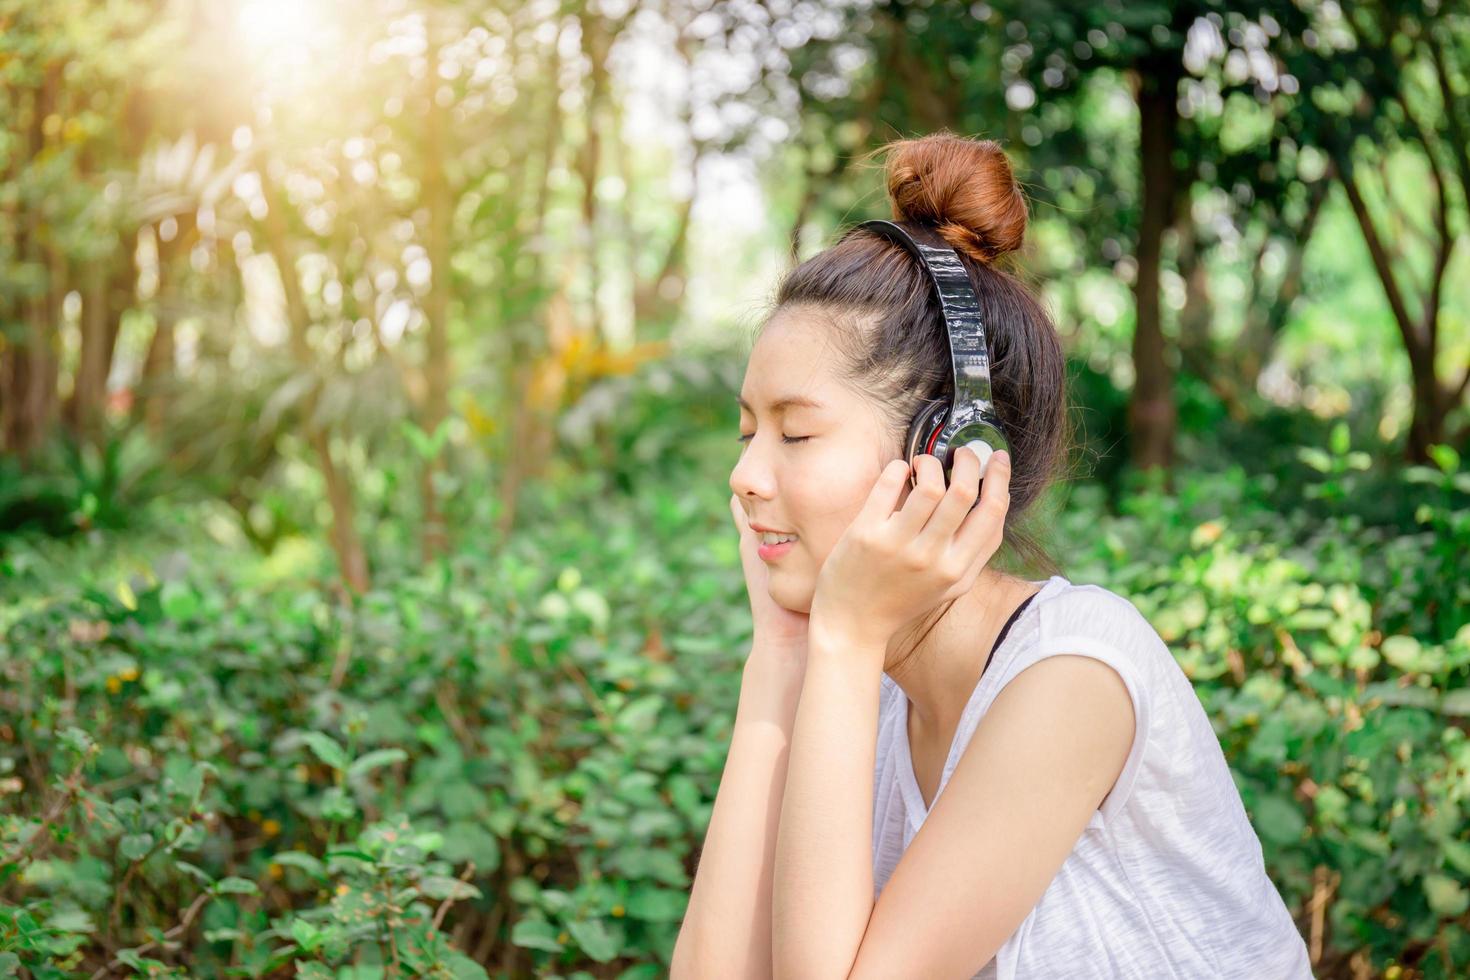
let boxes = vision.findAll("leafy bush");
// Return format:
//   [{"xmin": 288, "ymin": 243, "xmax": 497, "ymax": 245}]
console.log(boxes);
[
  {"xmin": 0, "ymin": 429, "xmax": 171, "ymax": 539},
  {"xmin": 3, "ymin": 396, "xmax": 1468, "ymax": 976}
]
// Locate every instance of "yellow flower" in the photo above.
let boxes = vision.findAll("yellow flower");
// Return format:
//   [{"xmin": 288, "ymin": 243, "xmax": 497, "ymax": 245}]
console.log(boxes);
[
  {"xmin": 458, "ymin": 391, "xmax": 498, "ymax": 437},
  {"xmin": 106, "ymin": 676, "xmax": 122, "ymax": 694},
  {"xmin": 268, "ymin": 863, "xmax": 284, "ymax": 880},
  {"xmin": 262, "ymin": 819, "xmax": 282, "ymax": 837},
  {"xmin": 119, "ymin": 666, "xmax": 139, "ymax": 682},
  {"xmin": 336, "ymin": 883, "xmax": 350, "ymax": 896},
  {"xmin": 611, "ymin": 904, "xmax": 625, "ymax": 918}
]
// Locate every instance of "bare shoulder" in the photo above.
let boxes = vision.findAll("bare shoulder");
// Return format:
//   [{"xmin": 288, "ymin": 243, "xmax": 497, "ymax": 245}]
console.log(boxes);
[{"xmin": 846, "ymin": 652, "xmax": 1135, "ymax": 979}]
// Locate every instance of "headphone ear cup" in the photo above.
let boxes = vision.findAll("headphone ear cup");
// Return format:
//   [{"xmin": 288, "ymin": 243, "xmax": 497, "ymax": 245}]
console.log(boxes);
[{"xmin": 904, "ymin": 398, "xmax": 950, "ymax": 466}]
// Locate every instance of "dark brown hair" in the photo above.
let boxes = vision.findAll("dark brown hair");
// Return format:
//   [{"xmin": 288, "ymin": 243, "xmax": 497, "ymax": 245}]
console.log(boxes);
[{"xmin": 758, "ymin": 130, "xmax": 1076, "ymax": 581}]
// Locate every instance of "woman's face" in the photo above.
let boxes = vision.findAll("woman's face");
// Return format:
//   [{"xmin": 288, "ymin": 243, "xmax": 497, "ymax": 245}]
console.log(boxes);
[{"xmin": 730, "ymin": 308, "xmax": 898, "ymax": 613}]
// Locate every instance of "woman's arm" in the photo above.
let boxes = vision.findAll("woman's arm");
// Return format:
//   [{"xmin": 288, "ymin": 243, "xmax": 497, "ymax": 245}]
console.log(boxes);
[
  {"xmin": 671, "ymin": 646, "xmax": 806, "ymax": 980},
  {"xmin": 770, "ymin": 624, "xmax": 884, "ymax": 977}
]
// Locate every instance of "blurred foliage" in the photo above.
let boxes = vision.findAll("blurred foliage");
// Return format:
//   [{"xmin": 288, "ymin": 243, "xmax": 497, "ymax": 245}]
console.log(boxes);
[
  {"xmin": 4, "ymin": 364, "xmax": 1470, "ymax": 975},
  {"xmin": 4, "ymin": 0, "xmax": 1470, "ymax": 976}
]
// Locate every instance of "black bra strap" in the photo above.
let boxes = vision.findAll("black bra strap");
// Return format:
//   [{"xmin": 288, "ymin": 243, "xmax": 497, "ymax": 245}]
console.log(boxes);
[{"xmin": 982, "ymin": 590, "xmax": 1039, "ymax": 676}]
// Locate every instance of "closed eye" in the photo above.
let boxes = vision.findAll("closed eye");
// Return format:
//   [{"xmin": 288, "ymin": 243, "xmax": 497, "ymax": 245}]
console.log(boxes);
[{"xmin": 736, "ymin": 434, "xmax": 810, "ymax": 444}]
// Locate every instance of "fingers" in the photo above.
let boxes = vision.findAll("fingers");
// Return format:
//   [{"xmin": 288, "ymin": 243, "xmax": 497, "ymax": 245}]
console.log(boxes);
[
  {"xmin": 914, "ymin": 443, "xmax": 986, "ymax": 548},
  {"xmin": 890, "ymin": 453, "xmax": 948, "ymax": 538},
  {"xmin": 857, "ymin": 458, "xmax": 912, "ymax": 526},
  {"xmin": 952, "ymin": 449, "xmax": 1011, "ymax": 560}
]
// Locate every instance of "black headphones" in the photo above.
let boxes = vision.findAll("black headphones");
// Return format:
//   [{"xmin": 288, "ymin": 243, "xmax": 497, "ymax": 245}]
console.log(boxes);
[{"xmin": 844, "ymin": 218, "xmax": 1012, "ymax": 490}]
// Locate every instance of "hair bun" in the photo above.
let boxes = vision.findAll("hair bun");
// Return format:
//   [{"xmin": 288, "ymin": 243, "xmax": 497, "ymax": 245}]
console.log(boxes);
[{"xmin": 882, "ymin": 131, "xmax": 1028, "ymax": 264}]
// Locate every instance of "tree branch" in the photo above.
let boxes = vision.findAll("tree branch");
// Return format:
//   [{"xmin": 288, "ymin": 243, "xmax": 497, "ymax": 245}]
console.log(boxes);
[
  {"xmin": 1425, "ymin": 34, "xmax": 1470, "ymax": 210},
  {"xmin": 1328, "ymin": 154, "xmax": 1428, "ymax": 369},
  {"xmin": 1385, "ymin": 55, "xmax": 1455, "ymax": 349},
  {"xmin": 93, "ymin": 887, "xmax": 212, "ymax": 979}
]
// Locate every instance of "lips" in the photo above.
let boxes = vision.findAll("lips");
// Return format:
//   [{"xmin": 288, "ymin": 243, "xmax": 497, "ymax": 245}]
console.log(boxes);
[
  {"xmin": 750, "ymin": 522, "xmax": 796, "ymax": 534},
  {"xmin": 757, "ymin": 537, "xmax": 797, "ymax": 561}
]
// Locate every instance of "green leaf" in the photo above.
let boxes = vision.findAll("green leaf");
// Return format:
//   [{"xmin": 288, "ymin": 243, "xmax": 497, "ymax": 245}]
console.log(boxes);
[
  {"xmin": 439, "ymin": 782, "xmax": 489, "ymax": 821},
  {"xmin": 443, "ymin": 953, "xmax": 491, "ymax": 980},
  {"xmin": 401, "ymin": 418, "xmax": 451, "ymax": 460},
  {"xmin": 163, "ymin": 757, "xmax": 209, "ymax": 808},
  {"xmin": 439, "ymin": 822, "xmax": 501, "ymax": 873},
  {"xmin": 301, "ymin": 732, "xmax": 350, "ymax": 771},
  {"xmin": 510, "ymin": 918, "xmax": 563, "ymax": 952},
  {"xmin": 1381, "ymin": 635, "xmax": 1423, "ymax": 672},
  {"xmin": 1297, "ymin": 447, "xmax": 1331, "ymax": 473},
  {"xmin": 46, "ymin": 908, "xmax": 95, "ymax": 933},
  {"xmin": 1427, "ymin": 443, "xmax": 1461, "ymax": 474},
  {"xmin": 1442, "ymin": 838, "xmax": 1470, "ymax": 878},
  {"xmin": 1251, "ymin": 794, "xmax": 1305, "ymax": 846},
  {"xmin": 120, "ymin": 833, "xmax": 154, "ymax": 862},
  {"xmin": 567, "ymin": 917, "xmax": 620, "ymax": 962},
  {"xmin": 570, "ymin": 588, "xmax": 611, "ymax": 631},
  {"xmin": 213, "ymin": 876, "xmax": 260, "ymax": 895},
  {"xmin": 291, "ymin": 918, "xmax": 321, "ymax": 952},
  {"xmin": 270, "ymin": 851, "xmax": 327, "ymax": 879},
  {"xmin": 1425, "ymin": 874, "xmax": 1469, "ymax": 918},
  {"xmin": 319, "ymin": 785, "xmax": 356, "ymax": 822},
  {"xmin": 419, "ymin": 875, "xmax": 482, "ymax": 901},
  {"xmin": 616, "ymin": 695, "xmax": 664, "ymax": 734},
  {"xmin": 117, "ymin": 951, "xmax": 167, "ymax": 971},
  {"xmin": 324, "ymin": 848, "xmax": 377, "ymax": 864},
  {"xmin": 347, "ymin": 748, "xmax": 408, "ymax": 780},
  {"xmin": 625, "ymin": 885, "xmax": 687, "ymax": 923},
  {"xmin": 174, "ymin": 860, "xmax": 213, "ymax": 885},
  {"xmin": 160, "ymin": 580, "xmax": 200, "ymax": 620}
]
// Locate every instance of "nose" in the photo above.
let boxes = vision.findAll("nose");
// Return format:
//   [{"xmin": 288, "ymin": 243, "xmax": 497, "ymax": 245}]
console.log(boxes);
[{"xmin": 729, "ymin": 439, "xmax": 776, "ymax": 502}]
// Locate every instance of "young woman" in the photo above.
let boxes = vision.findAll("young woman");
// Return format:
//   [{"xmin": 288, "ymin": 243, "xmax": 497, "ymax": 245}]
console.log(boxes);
[{"xmin": 670, "ymin": 132, "xmax": 1314, "ymax": 979}]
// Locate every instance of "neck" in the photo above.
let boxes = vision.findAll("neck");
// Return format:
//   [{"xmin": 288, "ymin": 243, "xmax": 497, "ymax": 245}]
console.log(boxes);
[{"xmin": 885, "ymin": 569, "xmax": 1042, "ymax": 739}]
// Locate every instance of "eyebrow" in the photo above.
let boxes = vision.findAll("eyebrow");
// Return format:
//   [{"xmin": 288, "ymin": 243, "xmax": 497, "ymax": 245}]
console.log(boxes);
[{"xmin": 736, "ymin": 394, "xmax": 824, "ymax": 413}]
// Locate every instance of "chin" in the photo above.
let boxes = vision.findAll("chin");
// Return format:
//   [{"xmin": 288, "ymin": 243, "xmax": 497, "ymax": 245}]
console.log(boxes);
[{"xmin": 768, "ymin": 579, "xmax": 815, "ymax": 615}]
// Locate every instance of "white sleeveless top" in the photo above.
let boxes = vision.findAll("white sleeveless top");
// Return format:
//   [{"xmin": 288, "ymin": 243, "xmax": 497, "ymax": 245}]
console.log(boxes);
[{"xmin": 871, "ymin": 574, "xmax": 1315, "ymax": 979}]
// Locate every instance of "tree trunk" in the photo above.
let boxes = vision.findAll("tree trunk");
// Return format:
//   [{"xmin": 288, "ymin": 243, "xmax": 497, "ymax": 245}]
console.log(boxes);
[
  {"xmin": 1128, "ymin": 55, "xmax": 1180, "ymax": 476},
  {"xmin": 2, "ymin": 61, "xmax": 64, "ymax": 461},
  {"xmin": 1334, "ymin": 156, "xmax": 1465, "ymax": 462},
  {"xmin": 65, "ymin": 257, "xmax": 113, "ymax": 441},
  {"xmin": 578, "ymin": 8, "xmax": 609, "ymax": 335},
  {"xmin": 258, "ymin": 176, "xmax": 371, "ymax": 594},
  {"xmin": 494, "ymin": 70, "xmax": 563, "ymax": 540},
  {"xmin": 135, "ymin": 210, "xmax": 198, "ymax": 435}
]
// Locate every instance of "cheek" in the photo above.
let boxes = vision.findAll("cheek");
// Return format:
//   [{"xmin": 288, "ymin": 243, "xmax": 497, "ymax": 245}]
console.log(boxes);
[
  {"xmin": 788, "ymin": 498, "xmax": 868, "ymax": 568},
  {"xmin": 783, "ymin": 444, "xmax": 883, "ymax": 562}
]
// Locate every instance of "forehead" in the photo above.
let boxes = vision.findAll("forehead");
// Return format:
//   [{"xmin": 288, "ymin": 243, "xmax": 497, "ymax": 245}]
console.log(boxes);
[{"xmin": 738, "ymin": 309, "xmax": 846, "ymax": 412}]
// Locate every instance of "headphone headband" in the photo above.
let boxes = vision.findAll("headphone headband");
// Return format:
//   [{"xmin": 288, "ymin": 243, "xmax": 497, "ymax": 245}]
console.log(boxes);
[{"xmin": 845, "ymin": 218, "xmax": 1010, "ymax": 481}]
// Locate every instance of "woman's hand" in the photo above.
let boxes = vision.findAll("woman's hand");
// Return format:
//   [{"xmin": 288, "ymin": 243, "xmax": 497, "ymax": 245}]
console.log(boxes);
[
  {"xmin": 809, "ymin": 446, "xmax": 1011, "ymax": 650},
  {"xmin": 730, "ymin": 494, "xmax": 811, "ymax": 663}
]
